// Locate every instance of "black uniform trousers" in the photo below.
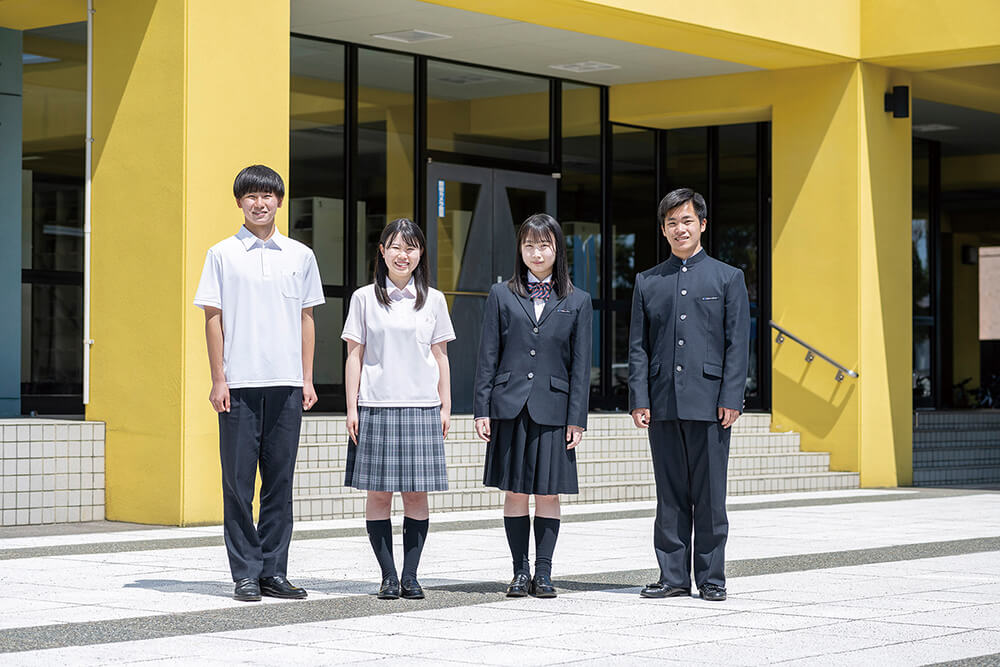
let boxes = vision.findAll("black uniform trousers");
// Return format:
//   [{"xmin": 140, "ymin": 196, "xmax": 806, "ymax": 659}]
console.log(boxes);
[
  {"xmin": 648, "ymin": 418, "xmax": 730, "ymax": 589},
  {"xmin": 219, "ymin": 386, "xmax": 302, "ymax": 581}
]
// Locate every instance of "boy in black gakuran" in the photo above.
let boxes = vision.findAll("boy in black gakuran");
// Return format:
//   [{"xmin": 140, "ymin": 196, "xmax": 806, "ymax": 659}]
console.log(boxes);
[
  {"xmin": 194, "ymin": 165, "xmax": 325, "ymax": 601},
  {"xmin": 628, "ymin": 188, "xmax": 750, "ymax": 602}
]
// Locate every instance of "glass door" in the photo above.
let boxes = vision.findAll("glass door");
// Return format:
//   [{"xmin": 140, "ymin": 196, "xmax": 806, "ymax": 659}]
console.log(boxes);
[{"xmin": 426, "ymin": 163, "xmax": 556, "ymax": 413}]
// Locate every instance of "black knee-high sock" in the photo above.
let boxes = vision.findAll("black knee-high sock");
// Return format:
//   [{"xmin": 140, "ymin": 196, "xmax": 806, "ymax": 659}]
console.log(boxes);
[
  {"xmin": 504, "ymin": 515, "xmax": 531, "ymax": 576},
  {"xmin": 366, "ymin": 519, "xmax": 396, "ymax": 580},
  {"xmin": 533, "ymin": 516, "xmax": 560, "ymax": 579},
  {"xmin": 401, "ymin": 517, "xmax": 429, "ymax": 581}
]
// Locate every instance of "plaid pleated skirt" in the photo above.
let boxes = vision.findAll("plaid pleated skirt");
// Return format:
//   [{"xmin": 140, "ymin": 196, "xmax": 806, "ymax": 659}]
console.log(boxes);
[{"xmin": 344, "ymin": 406, "xmax": 448, "ymax": 492}]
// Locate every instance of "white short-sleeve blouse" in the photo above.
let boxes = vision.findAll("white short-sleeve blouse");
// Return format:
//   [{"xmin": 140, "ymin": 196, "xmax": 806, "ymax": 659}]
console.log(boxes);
[{"xmin": 342, "ymin": 280, "xmax": 456, "ymax": 407}]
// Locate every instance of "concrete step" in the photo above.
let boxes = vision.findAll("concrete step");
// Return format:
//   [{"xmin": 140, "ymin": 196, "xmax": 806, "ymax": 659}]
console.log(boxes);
[
  {"xmin": 295, "ymin": 432, "xmax": 804, "ymax": 470},
  {"xmin": 291, "ymin": 471, "xmax": 861, "ymax": 521},
  {"xmin": 292, "ymin": 451, "xmax": 833, "ymax": 497},
  {"xmin": 913, "ymin": 430, "xmax": 1000, "ymax": 448},
  {"xmin": 914, "ymin": 411, "xmax": 1000, "ymax": 430},
  {"xmin": 913, "ymin": 446, "xmax": 1000, "ymax": 468},
  {"xmin": 913, "ymin": 464, "xmax": 1000, "ymax": 486}
]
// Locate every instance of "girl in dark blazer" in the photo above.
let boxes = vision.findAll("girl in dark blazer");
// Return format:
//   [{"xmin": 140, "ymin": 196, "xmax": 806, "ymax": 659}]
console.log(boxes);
[{"xmin": 473, "ymin": 213, "xmax": 593, "ymax": 598}]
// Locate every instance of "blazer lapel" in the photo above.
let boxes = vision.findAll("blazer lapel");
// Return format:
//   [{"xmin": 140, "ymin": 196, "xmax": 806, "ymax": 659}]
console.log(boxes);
[
  {"xmin": 536, "ymin": 294, "xmax": 566, "ymax": 327},
  {"xmin": 513, "ymin": 291, "xmax": 538, "ymax": 325}
]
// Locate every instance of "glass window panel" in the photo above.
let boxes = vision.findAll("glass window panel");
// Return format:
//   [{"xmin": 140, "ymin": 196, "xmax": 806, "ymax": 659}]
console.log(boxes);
[
  {"xmin": 313, "ymin": 297, "xmax": 344, "ymax": 386},
  {"xmin": 715, "ymin": 124, "xmax": 760, "ymax": 401},
  {"xmin": 289, "ymin": 37, "xmax": 346, "ymax": 286},
  {"xmin": 23, "ymin": 283, "xmax": 82, "ymax": 391},
  {"xmin": 912, "ymin": 139, "xmax": 931, "ymax": 317},
  {"xmin": 357, "ymin": 48, "xmax": 415, "ymax": 284},
  {"xmin": 611, "ymin": 125, "xmax": 657, "ymax": 300},
  {"xmin": 435, "ymin": 181, "xmax": 483, "ymax": 293},
  {"xmin": 427, "ymin": 61, "xmax": 549, "ymax": 163},
  {"xmin": 663, "ymin": 127, "xmax": 708, "ymax": 260},
  {"xmin": 21, "ymin": 22, "xmax": 87, "ymax": 412},
  {"xmin": 561, "ymin": 83, "xmax": 601, "ymax": 298},
  {"xmin": 914, "ymin": 323, "xmax": 933, "ymax": 408}
]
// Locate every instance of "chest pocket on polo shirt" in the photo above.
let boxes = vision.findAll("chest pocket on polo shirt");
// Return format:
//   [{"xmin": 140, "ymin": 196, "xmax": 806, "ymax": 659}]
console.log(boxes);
[
  {"xmin": 280, "ymin": 270, "xmax": 301, "ymax": 300},
  {"xmin": 415, "ymin": 312, "xmax": 436, "ymax": 345}
]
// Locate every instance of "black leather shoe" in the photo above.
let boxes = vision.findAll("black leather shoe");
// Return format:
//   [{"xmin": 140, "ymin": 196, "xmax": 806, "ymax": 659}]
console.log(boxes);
[
  {"xmin": 529, "ymin": 573, "xmax": 557, "ymax": 598},
  {"xmin": 259, "ymin": 575, "xmax": 307, "ymax": 599},
  {"xmin": 400, "ymin": 578, "xmax": 425, "ymax": 600},
  {"xmin": 233, "ymin": 578, "xmax": 261, "ymax": 602},
  {"xmin": 639, "ymin": 582, "xmax": 691, "ymax": 599},
  {"xmin": 377, "ymin": 575, "xmax": 400, "ymax": 600},
  {"xmin": 699, "ymin": 583, "xmax": 727, "ymax": 601},
  {"xmin": 506, "ymin": 573, "xmax": 531, "ymax": 597}
]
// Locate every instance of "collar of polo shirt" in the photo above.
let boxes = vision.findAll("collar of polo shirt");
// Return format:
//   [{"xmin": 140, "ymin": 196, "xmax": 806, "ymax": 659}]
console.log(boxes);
[
  {"xmin": 385, "ymin": 276, "xmax": 417, "ymax": 300},
  {"xmin": 237, "ymin": 225, "xmax": 285, "ymax": 250}
]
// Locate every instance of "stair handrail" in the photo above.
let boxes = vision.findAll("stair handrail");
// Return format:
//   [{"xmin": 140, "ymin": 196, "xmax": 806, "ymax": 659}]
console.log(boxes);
[{"xmin": 770, "ymin": 320, "xmax": 859, "ymax": 382}]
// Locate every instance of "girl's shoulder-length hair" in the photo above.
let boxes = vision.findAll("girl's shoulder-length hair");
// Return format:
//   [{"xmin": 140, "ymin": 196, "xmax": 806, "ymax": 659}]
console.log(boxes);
[
  {"xmin": 507, "ymin": 213, "xmax": 574, "ymax": 299},
  {"xmin": 373, "ymin": 218, "xmax": 431, "ymax": 310}
]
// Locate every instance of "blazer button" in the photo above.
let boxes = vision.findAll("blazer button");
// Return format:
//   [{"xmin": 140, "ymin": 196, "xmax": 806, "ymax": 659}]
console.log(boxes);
[
  {"xmin": 678, "ymin": 339, "xmax": 685, "ymax": 346},
  {"xmin": 681, "ymin": 266, "xmax": 688, "ymax": 272},
  {"xmin": 680, "ymin": 289, "xmax": 687, "ymax": 296},
  {"xmin": 679, "ymin": 314, "xmax": 687, "ymax": 320},
  {"xmin": 675, "ymin": 365, "xmax": 683, "ymax": 372},
  {"xmin": 532, "ymin": 327, "xmax": 539, "ymax": 334},
  {"xmin": 529, "ymin": 349, "xmax": 536, "ymax": 356},
  {"xmin": 527, "ymin": 372, "xmax": 534, "ymax": 379}
]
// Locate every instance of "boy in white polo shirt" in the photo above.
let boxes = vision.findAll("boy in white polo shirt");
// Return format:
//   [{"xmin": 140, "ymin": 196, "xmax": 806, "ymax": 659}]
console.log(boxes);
[{"xmin": 194, "ymin": 165, "xmax": 324, "ymax": 602}]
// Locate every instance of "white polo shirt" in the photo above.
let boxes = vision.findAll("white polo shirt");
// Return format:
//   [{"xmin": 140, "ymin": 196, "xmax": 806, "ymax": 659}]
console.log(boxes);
[
  {"xmin": 342, "ymin": 279, "xmax": 456, "ymax": 407},
  {"xmin": 193, "ymin": 226, "xmax": 325, "ymax": 388}
]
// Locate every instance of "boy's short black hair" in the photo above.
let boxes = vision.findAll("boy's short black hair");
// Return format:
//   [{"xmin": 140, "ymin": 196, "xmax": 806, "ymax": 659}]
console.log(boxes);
[
  {"xmin": 233, "ymin": 165, "xmax": 285, "ymax": 200},
  {"xmin": 658, "ymin": 187, "xmax": 707, "ymax": 225}
]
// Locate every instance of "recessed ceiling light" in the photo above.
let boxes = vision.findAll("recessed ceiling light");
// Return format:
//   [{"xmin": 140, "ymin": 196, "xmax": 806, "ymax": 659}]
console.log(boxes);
[
  {"xmin": 436, "ymin": 73, "xmax": 500, "ymax": 85},
  {"xmin": 912, "ymin": 123, "xmax": 958, "ymax": 132},
  {"xmin": 372, "ymin": 29, "xmax": 452, "ymax": 44},
  {"xmin": 549, "ymin": 61, "xmax": 620, "ymax": 73}
]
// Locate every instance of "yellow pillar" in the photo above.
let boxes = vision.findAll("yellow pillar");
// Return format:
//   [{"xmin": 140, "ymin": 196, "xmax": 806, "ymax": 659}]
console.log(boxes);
[
  {"xmin": 88, "ymin": 0, "xmax": 290, "ymax": 525},
  {"xmin": 611, "ymin": 62, "xmax": 913, "ymax": 486}
]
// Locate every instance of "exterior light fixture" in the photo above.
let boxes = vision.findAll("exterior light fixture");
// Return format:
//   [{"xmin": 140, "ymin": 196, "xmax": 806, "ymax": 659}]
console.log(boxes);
[
  {"xmin": 371, "ymin": 29, "xmax": 452, "ymax": 44},
  {"xmin": 884, "ymin": 85, "xmax": 909, "ymax": 118}
]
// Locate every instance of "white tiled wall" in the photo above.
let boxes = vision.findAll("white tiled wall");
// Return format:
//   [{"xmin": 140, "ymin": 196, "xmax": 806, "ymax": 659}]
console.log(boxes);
[{"xmin": 0, "ymin": 420, "xmax": 106, "ymax": 526}]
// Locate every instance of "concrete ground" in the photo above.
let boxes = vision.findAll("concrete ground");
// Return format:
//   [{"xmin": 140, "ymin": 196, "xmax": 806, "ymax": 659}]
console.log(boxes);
[{"xmin": 0, "ymin": 488, "xmax": 999, "ymax": 666}]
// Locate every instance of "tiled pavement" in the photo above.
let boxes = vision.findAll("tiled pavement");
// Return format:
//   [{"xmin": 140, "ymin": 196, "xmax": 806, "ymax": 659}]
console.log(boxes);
[{"xmin": 0, "ymin": 488, "xmax": 999, "ymax": 665}]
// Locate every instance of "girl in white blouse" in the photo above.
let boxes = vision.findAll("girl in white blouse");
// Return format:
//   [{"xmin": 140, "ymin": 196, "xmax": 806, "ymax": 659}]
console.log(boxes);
[{"xmin": 342, "ymin": 218, "xmax": 455, "ymax": 600}]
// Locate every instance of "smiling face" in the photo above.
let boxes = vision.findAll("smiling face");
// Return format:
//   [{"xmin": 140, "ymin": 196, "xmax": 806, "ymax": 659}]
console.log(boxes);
[
  {"xmin": 662, "ymin": 200, "xmax": 706, "ymax": 259},
  {"xmin": 237, "ymin": 191, "xmax": 282, "ymax": 236},
  {"xmin": 380, "ymin": 232, "xmax": 423, "ymax": 285},
  {"xmin": 521, "ymin": 232, "xmax": 556, "ymax": 280}
]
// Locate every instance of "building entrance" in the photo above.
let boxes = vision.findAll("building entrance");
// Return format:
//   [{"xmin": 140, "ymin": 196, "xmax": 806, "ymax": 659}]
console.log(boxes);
[{"xmin": 425, "ymin": 163, "xmax": 557, "ymax": 413}]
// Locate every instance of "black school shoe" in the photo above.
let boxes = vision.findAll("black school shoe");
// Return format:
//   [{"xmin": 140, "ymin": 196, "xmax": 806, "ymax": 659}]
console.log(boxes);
[
  {"xmin": 699, "ymin": 583, "xmax": 727, "ymax": 601},
  {"xmin": 506, "ymin": 573, "xmax": 531, "ymax": 597},
  {"xmin": 529, "ymin": 573, "xmax": 557, "ymax": 598},
  {"xmin": 400, "ymin": 579, "xmax": 425, "ymax": 600},
  {"xmin": 639, "ymin": 582, "xmax": 691, "ymax": 598},
  {"xmin": 259, "ymin": 575, "xmax": 308, "ymax": 599},
  {"xmin": 378, "ymin": 575, "xmax": 401, "ymax": 600},
  {"xmin": 233, "ymin": 578, "xmax": 261, "ymax": 602}
]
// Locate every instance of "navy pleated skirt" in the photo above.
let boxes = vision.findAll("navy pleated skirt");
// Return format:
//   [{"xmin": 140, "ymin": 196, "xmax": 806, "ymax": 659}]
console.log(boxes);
[{"xmin": 483, "ymin": 406, "xmax": 578, "ymax": 495}]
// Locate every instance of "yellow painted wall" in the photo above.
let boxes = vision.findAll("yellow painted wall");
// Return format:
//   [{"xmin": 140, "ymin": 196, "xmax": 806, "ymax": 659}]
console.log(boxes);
[
  {"xmin": 89, "ymin": 0, "xmax": 289, "ymax": 525},
  {"xmin": 611, "ymin": 62, "xmax": 913, "ymax": 486},
  {"xmin": 0, "ymin": 0, "xmax": 83, "ymax": 30},
  {"xmin": 862, "ymin": 0, "xmax": 1000, "ymax": 69},
  {"xmin": 423, "ymin": 0, "xmax": 850, "ymax": 69}
]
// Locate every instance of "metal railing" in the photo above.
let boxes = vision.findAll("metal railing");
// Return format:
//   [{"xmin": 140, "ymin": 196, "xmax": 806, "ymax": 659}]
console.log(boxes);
[{"xmin": 770, "ymin": 320, "xmax": 859, "ymax": 382}]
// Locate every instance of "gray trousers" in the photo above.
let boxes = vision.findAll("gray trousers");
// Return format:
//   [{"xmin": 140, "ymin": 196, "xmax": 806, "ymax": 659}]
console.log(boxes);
[
  {"xmin": 648, "ymin": 419, "xmax": 731, "ymax": 588},
  {"xmin": 219, "ymin": 386, "xmax": 302, "ymax": 581}
]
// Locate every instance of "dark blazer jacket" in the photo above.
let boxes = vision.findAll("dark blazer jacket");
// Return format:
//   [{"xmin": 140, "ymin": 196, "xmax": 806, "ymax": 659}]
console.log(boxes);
[
  {"xmin": 474, "ymin": 281, "xmax": 593, "ymax": 428},
  {"xmin": 627, "ymin": 250, "xmax": 750, "ymax": 422}
]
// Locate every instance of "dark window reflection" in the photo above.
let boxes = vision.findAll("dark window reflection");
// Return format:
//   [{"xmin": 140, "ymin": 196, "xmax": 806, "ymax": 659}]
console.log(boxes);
[{"xmin": 289, "ymin": 37, "xmax": 346, "ymax": 286}]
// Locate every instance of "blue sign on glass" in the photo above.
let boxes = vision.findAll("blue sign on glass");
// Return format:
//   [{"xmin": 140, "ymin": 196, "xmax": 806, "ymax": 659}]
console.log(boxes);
[{"xmin": 437, "ymin": 180, "xmax": 446, "ymax": 218}]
